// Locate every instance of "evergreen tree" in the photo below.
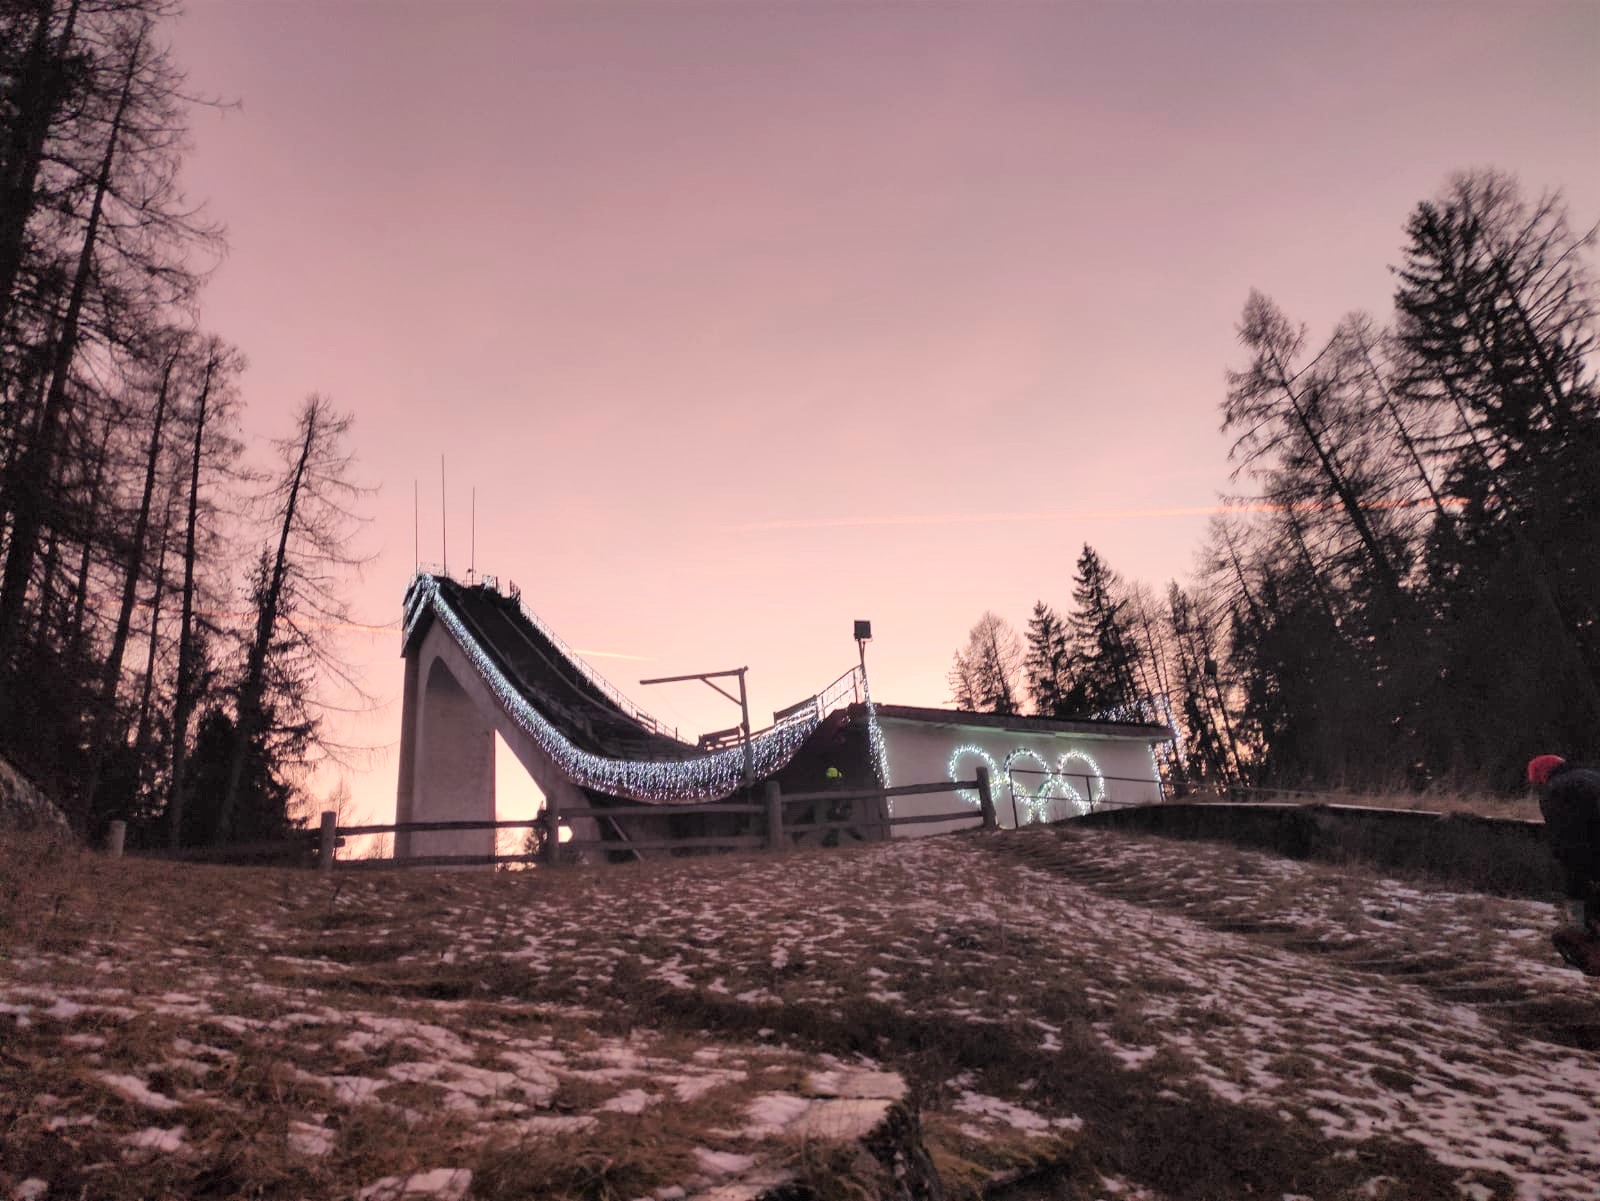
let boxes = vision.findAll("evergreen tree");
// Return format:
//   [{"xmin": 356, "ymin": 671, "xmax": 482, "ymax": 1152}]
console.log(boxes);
[
  {"xmin": 213, "ymin": 396, "xmax": 369, "ymax": 843},
  {"xmin": 1023, "ymin": 601, "xmax": 1074, "ymax": 717},
  {"xmin": 1066, "ymin": 545, "xmax": 1144, "ymax": 716},
  {"xmin": 1166, "ymin": 582, "xmax": 1240, "ymax": 789},
  {"xmin": 1393, "ymin": 169, "xmax": 1600, "ymax": 776}
]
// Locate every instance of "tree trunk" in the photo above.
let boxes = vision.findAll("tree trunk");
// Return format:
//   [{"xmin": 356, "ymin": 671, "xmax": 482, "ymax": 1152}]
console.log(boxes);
[
  {"xmin": 0, "ymin": 0, "xmax": 79, "ymax": 340},
  {"xmin": 1352, "ymin": 335, "xmax": 1459, "ymax": 537},
  {"xmin": 1192, "ymin": 604, "xmax": 1245, "ymax": 784},
  {"xmin": 166, "ymin": 353, "xmax": 213, "ymax": 849},
  {"xmin": 1265, "ymin": 345, "xmax": 1406, "ymax": 602},
  {"xmin": 36, "ymin": 522, "xmax": 60, "ymax": 642},
  {"xmin": 0, "ymin": 20, "xmax": 142, "ymax": 668},
  {"xmin": 67, "ymin": 418, "xmax": 115, "ymax": 658},
  {"xmin": 101, "ymin": 350, "xmax": 178, "ymax": 704},
  {"xmin": 131, "ymin": 497, "xmax": 172, "ymax": 801},
  {"xmin": 214, "ymin": 401, "xmax": 318, "ymax": 843},
  {"xmin": 82, "ymin": 349, "xmax": 179, "ymax": 814}
]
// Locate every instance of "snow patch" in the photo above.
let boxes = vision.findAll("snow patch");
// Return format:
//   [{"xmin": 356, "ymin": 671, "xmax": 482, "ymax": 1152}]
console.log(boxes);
[
  {"xmin": 599, "ymin": 1088, "xmax": 655, "ymax": 1114},
  {"xmin": 357, "ymin": 1169, "xmax": 472, "ymax": 1201},
  {"xmin": 288, "ymin": 1121, "xmax": 336, "ymax": 1157},
  {"xmin": 98, "ymin": 1074, "xmax": 179, "ymax": 1111},
  {"xmin": 124, "ymin": 1125, "xmax": 188, "ymax": 1155},
  {"xmin": 693, "ymin": 1148, "xmax": 756, "ymax": 1176}
]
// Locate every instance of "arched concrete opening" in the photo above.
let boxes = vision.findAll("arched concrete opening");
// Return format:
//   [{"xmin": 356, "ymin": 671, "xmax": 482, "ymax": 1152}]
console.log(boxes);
[
  {"xmin": 396, "ymin": 611, "xmax": 597, "ymax": 861},
  {"xmin": 410, "ymin": 656, "xmax": 495, "ymax": 858}
]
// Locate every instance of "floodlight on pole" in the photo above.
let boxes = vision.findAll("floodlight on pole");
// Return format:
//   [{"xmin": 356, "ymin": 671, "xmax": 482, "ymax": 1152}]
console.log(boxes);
[
  {"xmin": 854, "ymin": 620, "xmax": 872, "ymax": 696},
  {"xmin": 852, "ymin": 619, "xmax": 890, "ymax": 788}
]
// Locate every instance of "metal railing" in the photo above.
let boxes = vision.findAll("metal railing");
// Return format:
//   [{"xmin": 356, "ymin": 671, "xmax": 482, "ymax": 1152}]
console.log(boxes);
[
  {"xmin": 815, "ymin": 665, "xmax": 864, "ymax": 717},
  {"xmin": 496, "ymin": 583, "xmax": 676, "ymax": 739},
  {"xmin": 1002, "ymin": 767, "xmax": 1166, "ymax": 826},
  {"xmin": 411, "ymin": 569, "xmax": 864, "ymax": 753},
  {"xmin": 773, "ymin": 665, "xmax": 861, "ymax": 724}
]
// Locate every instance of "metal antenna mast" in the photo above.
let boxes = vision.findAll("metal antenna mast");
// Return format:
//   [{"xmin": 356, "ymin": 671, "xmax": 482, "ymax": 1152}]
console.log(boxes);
[{"xmin": 440, "ymin": 456, "xmax": 447, "ymax": 576}]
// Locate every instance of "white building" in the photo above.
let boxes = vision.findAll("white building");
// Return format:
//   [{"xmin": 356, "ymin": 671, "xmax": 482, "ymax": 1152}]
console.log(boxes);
[{"xmin": 866, "ymin": 704, "xmax": 1171, "ymax": 836}]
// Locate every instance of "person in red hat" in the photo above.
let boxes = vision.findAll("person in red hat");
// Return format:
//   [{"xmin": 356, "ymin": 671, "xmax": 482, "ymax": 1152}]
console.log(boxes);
[{"xmin": 1529, "ymin": 754, "xmax": 1600, "ymax": 975}]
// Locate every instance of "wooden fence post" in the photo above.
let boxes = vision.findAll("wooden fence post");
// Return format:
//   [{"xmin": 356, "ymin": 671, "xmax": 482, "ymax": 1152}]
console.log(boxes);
[
  {"xmin": 765, "ymin": 781, "xmax": 784, "ymax": 851},
  {"xmin": 105, "ymin": 821, "xmax": 125, "ymax": 859},
  {"xmin": 976, "ymin": 767, "xmax": 997, "ymax": 830},
  {"xmin": 319, "ymin": 811, "xmax": 338, "ymax": 873},
  {"xmin": 541, "ymin": 804, "xmax": 560, "ymax": 865}
]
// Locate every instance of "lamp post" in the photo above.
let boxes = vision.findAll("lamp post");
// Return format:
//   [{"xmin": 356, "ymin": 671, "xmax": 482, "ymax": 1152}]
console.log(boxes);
[{"xmin": 854, "ymin": 620, "xmax": 872, "ymax": 699}]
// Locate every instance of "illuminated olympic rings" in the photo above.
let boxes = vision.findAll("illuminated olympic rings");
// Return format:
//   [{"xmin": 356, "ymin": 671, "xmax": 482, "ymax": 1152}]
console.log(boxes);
[{"xmin": 946, "ymin": 744, "xmax": 1107, "ymax": 825}]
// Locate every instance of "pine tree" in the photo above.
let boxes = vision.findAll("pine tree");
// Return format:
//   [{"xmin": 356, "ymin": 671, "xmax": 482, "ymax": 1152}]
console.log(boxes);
[
  {"xmin": 213, "ymin": 396, "xmax": 369, "ymax": 843},
  {"xmin": 1066, "ymin": 545, "xmax": 1144, "ymax": 717},
  {"xmin": 1393, "ymin": 169, "xmax": 1600, "ymax": 771},
  {"xmin": 1023, "ymin": 601, "xmax": 1074, "ymax": 717}
]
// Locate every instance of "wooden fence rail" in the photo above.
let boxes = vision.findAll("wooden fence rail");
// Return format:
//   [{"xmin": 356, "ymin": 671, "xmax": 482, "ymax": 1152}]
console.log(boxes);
[
  {"xmin": 301, "ymin": 769, "xmax": 998, "ymax": 872},
  {"xmin": 117, "ymin": 770, "xmax": 1000, "ymax": 871}
]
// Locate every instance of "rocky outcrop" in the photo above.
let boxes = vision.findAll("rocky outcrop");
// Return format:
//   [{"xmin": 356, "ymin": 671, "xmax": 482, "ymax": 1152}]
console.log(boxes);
[{"xmin": 0, "ymin": 756, "xmax": 72, "ymax": 839}]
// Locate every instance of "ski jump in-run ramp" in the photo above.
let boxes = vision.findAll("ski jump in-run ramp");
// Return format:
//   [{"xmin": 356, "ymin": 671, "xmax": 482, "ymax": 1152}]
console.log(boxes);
[{"xmin": 394, "ymin": 573, "xmax": 860, "ymax": 859}]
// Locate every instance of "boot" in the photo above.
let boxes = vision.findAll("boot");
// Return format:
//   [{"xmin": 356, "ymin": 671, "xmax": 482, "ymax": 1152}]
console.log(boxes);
[{"xmin": 1552, "ymin": 925, "xmax": 1600, "ymax": 977}]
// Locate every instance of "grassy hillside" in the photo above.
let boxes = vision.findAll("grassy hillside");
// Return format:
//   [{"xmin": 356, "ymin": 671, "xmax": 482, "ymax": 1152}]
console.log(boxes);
[{"xmin": 2, "ymin": 825, "xmax": 1597, "ymax": 1200}]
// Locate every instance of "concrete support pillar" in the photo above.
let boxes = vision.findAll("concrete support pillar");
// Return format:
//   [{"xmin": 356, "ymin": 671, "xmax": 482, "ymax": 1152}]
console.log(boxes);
[
  {"xmin": 399, "ymin": 617, "xmax": 605, "ymax": 866},
  {"xmin": 394, "ymin": 653, "xmax": 420, "ymax": 858},
  {"xmin": 413, "ymin": 657, "xmax": 495, "ymax": 859}
]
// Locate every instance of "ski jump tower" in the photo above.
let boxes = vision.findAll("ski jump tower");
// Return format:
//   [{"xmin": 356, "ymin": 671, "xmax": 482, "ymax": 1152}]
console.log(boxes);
[{"xmin": 394, "ymin": 573, "xmax": 829, "ymax": 858}]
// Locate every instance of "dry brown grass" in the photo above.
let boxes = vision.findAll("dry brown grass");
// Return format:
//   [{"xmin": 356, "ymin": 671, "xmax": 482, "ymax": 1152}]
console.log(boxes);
[{"xmin": 3, "ymin": 826, "xmax": 1597, "ymax": 1201}]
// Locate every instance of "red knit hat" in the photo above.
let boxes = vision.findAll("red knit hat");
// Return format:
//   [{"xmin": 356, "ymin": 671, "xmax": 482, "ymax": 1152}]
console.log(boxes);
[{"xmin": 1527, "ymin": 754, "xmax": 1566, "ymax": 786}]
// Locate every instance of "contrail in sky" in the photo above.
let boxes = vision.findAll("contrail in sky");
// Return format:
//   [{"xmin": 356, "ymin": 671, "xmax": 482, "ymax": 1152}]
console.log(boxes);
[{"xmin": 727, "ymin": 497, "xmax": 1461, "ymax": 533}]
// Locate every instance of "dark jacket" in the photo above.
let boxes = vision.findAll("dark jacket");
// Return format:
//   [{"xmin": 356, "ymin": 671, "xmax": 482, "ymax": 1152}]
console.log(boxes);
[{"xmin": 1539, "ymin": 764, "xmax": 1600, "ymax": 905}]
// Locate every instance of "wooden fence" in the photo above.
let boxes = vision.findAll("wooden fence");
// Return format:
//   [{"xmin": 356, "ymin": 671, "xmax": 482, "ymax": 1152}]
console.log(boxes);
[{"xmin": 114, "ymin": 769, "xmax": 999, "ymax": 872}]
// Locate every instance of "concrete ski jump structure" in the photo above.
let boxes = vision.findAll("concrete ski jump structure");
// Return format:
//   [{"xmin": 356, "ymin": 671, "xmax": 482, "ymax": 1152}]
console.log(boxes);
[{"xmin": 395, "ymin": 572, "xmax": 1173, "ymax": 859}]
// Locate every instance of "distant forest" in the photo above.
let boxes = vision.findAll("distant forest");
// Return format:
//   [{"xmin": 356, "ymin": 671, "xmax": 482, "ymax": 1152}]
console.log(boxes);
[
  {"xmin": 0, "ymin": 1, "xmax": 365, "ymax": 844},
  {"xmin": 952, "ymin": 169, "xmax": 1599, "ymax": 793}
]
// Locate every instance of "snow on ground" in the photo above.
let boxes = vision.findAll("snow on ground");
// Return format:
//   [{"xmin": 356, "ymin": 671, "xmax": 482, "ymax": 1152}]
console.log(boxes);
[{"xmin": 1, "ymin": 824, "xmax": 1597, "ymax": 1201}]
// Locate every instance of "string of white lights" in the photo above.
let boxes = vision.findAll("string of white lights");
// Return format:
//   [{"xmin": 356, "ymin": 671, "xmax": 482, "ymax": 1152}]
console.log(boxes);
[
  {"xmin": 405, "ymin": 574, "xmax": 819, "ymax": 801},
  {"xmin": 945, "ymin": 744, "xmax": 1107, "ymax": 825},
  {"xmin": 947, "ymin": 745, "xmax": 1000, "ymax": 811},
  {"xmin": 1089, "ymin": 694, "xmax": 1178, "ymax": 800},
  {"xmin": 862, "ymin": 672, "xmax": 892, "ymax": 795},
  {"xmin": 1003, "ymin": 748, "xmax": 1056, "ymax": 823}
]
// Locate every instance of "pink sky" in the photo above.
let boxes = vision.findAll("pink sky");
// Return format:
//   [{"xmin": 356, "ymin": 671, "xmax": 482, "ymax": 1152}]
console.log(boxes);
[{"xmin": 169, "ymin": 0, "xmax": 1600, "ymax": 822}]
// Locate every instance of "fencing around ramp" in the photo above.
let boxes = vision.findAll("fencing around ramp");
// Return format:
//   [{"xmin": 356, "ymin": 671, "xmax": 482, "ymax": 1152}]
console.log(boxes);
[
  {"xmin": 309, "ymin": 770, "xmax": 1000, "ymax": 871},
  {"xmin": 106, "ymin": 781, "xmax": 1561, "ymax": 901},
  {"xmin": 111, "ymin": 770, "xmax": 1002, "ymax": 871}
]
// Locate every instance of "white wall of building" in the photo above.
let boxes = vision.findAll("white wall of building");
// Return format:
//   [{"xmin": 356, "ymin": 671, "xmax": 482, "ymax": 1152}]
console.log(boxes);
[{"xmin": 877, "ymin": 716, "xmax": 1166, "ymax": 837}]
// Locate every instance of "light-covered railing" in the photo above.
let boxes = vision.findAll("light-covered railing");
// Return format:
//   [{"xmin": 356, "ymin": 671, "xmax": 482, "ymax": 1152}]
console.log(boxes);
[
  {"xmin": 773, "ymin": 665, "xmax": 862, "ymax": 724},
  {"xmin": 403, "ymin": 571, "xmax": 861, "ymax": 801},
  {"xmin": 499, "ymin": 581, "xmax": 678, "ymax": 740}
]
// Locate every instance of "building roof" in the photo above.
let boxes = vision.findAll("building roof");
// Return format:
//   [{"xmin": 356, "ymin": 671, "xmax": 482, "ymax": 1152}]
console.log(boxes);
[{"xmin": 856, "ymin": 702, "xmax": 1173, "ymax": 743}]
